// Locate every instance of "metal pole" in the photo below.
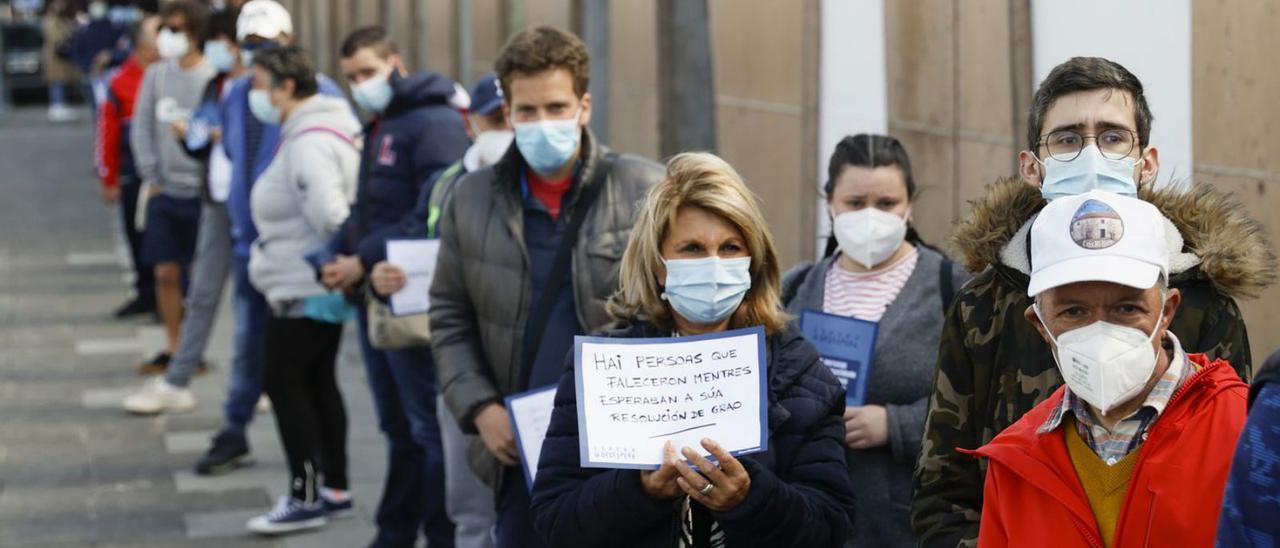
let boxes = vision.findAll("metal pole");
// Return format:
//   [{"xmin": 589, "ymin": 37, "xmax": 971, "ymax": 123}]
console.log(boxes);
[
  {"xmin": 0, "ymin": 23, "xmax": 9, "ymax": 118},
  {"xmin": 413, "ymin": 0, "xmax": 429, "ymax": 72},
  {"xmin": 581, "ymin": 0, "xmax": 609, "ymax": 141},
  {"xmin": 656, "ymin": 0, "xmax": 717, "ymax": 157},
  {"xmin": 457, "ymin": 0, "xmax": 473, "ymax": 85}
]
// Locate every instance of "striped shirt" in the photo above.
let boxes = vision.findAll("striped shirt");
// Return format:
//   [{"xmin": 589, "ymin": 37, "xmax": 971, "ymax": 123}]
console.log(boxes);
[
  {"xmin": 822, "ymin": 248, "xmax": 919, "ymax": 322},
  {"xmin": 1038, "ymin": 333, "xmax": 1194, "ymax": 465}
]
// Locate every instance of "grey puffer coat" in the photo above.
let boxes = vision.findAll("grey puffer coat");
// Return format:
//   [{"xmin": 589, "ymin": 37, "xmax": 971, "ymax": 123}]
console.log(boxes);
[{"xmin": 428, "ymin": 128, "xmax": 663, "ymax": 487}]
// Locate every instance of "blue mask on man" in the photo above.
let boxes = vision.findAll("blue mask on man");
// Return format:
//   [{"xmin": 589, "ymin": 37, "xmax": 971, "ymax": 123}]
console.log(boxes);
[
  {"xmin": 203, "ymin": 40, "xmax": 236, "ymax": 73},
  {"xmin": 661, "ymin": 256, "xmax": 753, "ymax": 325},
  {"xmin": 1040, "ymin": 145, "xmax": 1142, "ymax": 201},
  {"xmin": 513, "ymin": 109, "xmax": 582, "ymax": 174}
]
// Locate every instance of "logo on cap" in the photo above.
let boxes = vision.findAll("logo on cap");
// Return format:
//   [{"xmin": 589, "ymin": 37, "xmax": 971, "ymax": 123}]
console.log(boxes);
[{"xmin": 1069, "ymin": 199, "xmax": 1124, "ymax": 250}]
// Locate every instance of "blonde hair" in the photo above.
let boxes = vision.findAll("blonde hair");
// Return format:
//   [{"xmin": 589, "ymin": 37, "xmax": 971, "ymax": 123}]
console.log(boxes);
[{"xmin": 608, "ymin": 152, "xmax": 789, "ymax": 335}]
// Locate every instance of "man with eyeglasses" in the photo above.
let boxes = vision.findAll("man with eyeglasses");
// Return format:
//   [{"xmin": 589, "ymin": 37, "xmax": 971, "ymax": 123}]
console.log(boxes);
[{"xmin": 911, "ymin": 56, "xmax": 1274, "ymax": 548}]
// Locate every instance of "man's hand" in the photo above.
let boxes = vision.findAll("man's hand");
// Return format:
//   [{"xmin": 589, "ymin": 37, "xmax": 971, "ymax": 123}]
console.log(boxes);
[
  {"xmin": 101, "ymin": 185, "xmax": 121, "ymax": 204},
  {"xmin": 369, "ymin": 261, "xmax": 407, "ymax": 297},
  {"xmin": 474, "ymin": 403, "xmax": 519, "ymax": 466},
  {"xmin": 844, "ymin": 405, "xmax": 889, "ymax": 449},
  {"xmin": 321, "ymin": 255, "xmax": 364, "ymax": 291}
]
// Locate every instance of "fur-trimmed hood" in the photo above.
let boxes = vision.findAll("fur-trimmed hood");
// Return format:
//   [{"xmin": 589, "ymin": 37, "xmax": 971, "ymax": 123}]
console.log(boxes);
[{"xmin": 950, "ymin": 178, "xmax": 1276, "ymax": 299}]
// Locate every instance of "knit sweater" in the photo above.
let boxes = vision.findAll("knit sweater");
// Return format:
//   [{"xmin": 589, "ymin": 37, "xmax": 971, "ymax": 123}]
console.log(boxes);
[
  {"xmin": 781, "ymin": 245, "xmax": 971, "ymax": 548},
  {"xmin": 1066, "ymin": 417, "xmax": 1138, "ymax": 548}
]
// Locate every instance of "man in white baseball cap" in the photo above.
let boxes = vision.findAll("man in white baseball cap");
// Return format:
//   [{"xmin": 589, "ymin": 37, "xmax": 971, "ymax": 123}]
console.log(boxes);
[
  {"xmin": 965, "ymin": 190, "xmax": 1248, "ymax": 547},
  {"xmin": 236, "ymin": 0, "xmax": 292, "ymax": 42}
]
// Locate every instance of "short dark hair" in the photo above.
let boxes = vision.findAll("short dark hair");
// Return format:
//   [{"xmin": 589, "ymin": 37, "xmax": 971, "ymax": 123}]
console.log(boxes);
[
  {"xmin": 494, "ymin": 26, "xmax": 590, "ymax": 99},
  {"xmin": 340, "ymin": 25, "xmax": 398, "ymax": 59},
  {"xmin": 253, "ymin": 45, "xmax": 318, "ymax": 98},
  {"xmin": 1027, "ymin": 57, "xmax": 1153, "ymax": 153},
  {"xmin": 159, "ymin": 0, "xmax": 209, "ymax": 44},
  {"xmin": 208, "ymin": 6, "xmax": 239, "ymax": 42}
]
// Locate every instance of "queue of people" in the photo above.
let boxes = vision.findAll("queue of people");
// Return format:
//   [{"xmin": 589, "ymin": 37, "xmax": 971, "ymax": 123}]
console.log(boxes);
[{"xmin": 83, "ymin": 1, "xmax": 1278, "ymax": 546}]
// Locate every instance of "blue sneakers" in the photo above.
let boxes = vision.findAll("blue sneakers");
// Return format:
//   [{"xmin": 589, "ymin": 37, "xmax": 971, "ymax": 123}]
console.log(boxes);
[
  {"xmin": 321, "ymin": 495, "xmax": 355, "ymax": 520},
  {"xmin": 247, "ymin": 496, "xmax": 327, "ymax": 535}
]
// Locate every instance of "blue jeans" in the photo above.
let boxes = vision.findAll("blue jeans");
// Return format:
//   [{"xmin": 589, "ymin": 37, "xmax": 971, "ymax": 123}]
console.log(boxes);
[
  {"xmin": 357, "ymin": 308, "xmax": 455, "ymax": 548},
  {"xmin": 496, "ymin": 466, "xmax": 545, "ymax": 548},
  {"xmin": 223, "ymin": 255, "xmax": 267, "ymax": 435}
]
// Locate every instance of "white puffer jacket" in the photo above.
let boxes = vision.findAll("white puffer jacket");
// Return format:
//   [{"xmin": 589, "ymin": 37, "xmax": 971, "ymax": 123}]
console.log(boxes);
[{"xmin": 248, "ymin": 94, "xmax": 361, "ymax": 307}]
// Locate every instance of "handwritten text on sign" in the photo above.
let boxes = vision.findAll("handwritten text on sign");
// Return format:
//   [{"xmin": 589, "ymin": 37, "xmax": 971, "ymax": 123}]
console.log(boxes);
[{"xmin": 574, "ymin": 326, "xmax": 767, "ymax": 469}]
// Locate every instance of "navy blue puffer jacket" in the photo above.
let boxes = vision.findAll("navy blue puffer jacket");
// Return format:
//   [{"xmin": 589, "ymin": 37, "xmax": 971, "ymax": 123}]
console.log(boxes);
[
  {"xmin": 329, "ymin": 70, "xmax": 470, "ymax": 265},
  {"xmin": 531, "ymin": 322, "xmax": 857, "ymax": 547}
]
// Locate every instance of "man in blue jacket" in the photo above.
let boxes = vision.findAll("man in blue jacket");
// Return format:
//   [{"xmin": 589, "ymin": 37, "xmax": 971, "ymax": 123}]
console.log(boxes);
[
  {"xmin": 322, "ymin": 25, "xmax": 470, "ymax": 548},
  {"xmin": 183, "ymin": 0, "xmax": 348, "ymax": 477}
]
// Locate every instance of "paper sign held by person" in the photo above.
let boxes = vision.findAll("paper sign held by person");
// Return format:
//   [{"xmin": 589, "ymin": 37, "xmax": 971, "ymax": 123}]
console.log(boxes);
[
  {"xmin": 385, "ymin": 239, "xmax": 440, "ymax": 316},
  {"xmin": 574, "ymin": 326, "xmax": 768, "ymax": 470},
  {"xmin": 507, "ymin": 385, "xmax": 559, "ymax": 490},
  {"xmin": 800, "ymin": 309, "xmax": 877, "ymax": 406}
]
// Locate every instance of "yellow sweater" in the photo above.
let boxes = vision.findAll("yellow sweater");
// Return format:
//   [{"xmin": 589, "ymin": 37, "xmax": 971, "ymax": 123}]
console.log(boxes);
[{"xmin": 1065, "ymin": 417, "xmax": 1141, "ymax": 548}]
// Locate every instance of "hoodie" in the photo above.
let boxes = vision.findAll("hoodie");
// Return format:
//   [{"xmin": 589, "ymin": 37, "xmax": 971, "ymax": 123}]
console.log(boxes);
[
  {"xmin": 248, "ymin": 95, "xmax": 361, "ymax": 307},
  {"xmin": 911, "ymin": 179, "xmax": 1276, "ymax": 548},
  {"xmin": 328, "ymin": 70, "xmax": 471, "ymax": 268}
]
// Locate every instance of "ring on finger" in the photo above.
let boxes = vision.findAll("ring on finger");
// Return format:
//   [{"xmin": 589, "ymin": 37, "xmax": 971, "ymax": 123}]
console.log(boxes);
[{"xmin": 699, "ymin": 482, "xmax": 715, "ymax": 496}]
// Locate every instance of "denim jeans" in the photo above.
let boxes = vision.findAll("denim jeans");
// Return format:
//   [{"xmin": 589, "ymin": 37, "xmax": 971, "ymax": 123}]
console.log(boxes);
[
  {"xmin": 357, "ymin": 308, "xmax": 455, "ymax": 548},
  {"xmin": 222, "ymin": 255, "xmax": 267, "ymax": 435}
]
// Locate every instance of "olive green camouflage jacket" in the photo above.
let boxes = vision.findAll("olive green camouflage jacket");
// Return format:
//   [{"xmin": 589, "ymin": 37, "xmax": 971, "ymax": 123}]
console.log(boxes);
[{"xmin": 911, "ymin": 179, "xmax": 1277, "ymax": 548}]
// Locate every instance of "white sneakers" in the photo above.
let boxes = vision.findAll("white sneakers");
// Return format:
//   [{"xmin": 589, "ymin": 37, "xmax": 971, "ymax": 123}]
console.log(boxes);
[
  {"xmin": 47, "ymin": 104, "xmax": 79, "ymax": 123},
  {"xmin": 122, "ymin": 376, "xmax": 197, "ymax": 414}
]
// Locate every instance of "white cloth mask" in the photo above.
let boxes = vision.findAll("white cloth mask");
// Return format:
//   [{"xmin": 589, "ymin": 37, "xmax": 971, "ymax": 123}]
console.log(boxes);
[{"xmin": 156, "ymin": 29, "xmax": 190, "ymax": 60}]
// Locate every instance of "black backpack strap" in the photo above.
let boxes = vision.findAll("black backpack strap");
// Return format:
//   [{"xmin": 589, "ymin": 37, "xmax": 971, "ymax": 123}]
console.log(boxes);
[
  {"xmin": 781, "ymin": 263, "xmax": 815, "ymax": 306},
  {"xmin": 939, "ymin": 257, "xmax": 955, "ymax": 314},
  {"xmin": 520, "ymin": 152, "xmax": 619, "ymax": 391}
]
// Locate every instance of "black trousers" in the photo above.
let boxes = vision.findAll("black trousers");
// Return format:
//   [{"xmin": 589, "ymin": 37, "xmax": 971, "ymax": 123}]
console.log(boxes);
[
  {"xmin": 119, "ymin": 178, "xmax": 155, "ymax": 302},
  {"xmin": 262, "ymin": 315, "xmax": 348, "ymax": 502}
]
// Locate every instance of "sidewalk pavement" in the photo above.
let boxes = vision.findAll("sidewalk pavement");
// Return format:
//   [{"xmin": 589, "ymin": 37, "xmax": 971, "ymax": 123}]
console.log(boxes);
[{"xmin": 0, "ymin": 106, "xmax": 394, "ymax": 547}]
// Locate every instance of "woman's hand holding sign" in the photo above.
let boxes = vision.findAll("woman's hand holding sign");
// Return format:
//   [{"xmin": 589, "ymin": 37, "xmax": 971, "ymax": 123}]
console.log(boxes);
[
  {"xmin": 640, "ymin": 441, "xmax": 684, "ymax": 500},
  {"xmin": 844, "ymin": 405, "xmax": 888, "ymax": 449},
  {"xmin": 673, "ymin": 438, "xmax": 751, "ymax": 511}
]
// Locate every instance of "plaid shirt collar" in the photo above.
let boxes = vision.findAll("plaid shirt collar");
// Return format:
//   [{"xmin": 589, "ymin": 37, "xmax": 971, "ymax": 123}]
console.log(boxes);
[{"xmin": 1039, "ymin": 332, "xmax": 1194, "ymax": 464}]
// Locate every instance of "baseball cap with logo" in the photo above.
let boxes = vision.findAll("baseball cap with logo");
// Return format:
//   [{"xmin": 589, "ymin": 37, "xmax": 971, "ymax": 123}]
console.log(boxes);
[
  {"xmin": 237, "ymin": 0, "xmax": 293, "ymax": 42},
  {"xmin": 1027, "ymin": 190, "xmax": 1169, "ymax": 297},
  {"xmin": 469, "ymin": 73, "xmax": 504, "ymax": 116}
]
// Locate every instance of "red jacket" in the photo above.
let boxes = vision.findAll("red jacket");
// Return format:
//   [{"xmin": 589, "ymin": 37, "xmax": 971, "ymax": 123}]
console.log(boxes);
[
  {"xmin": 96, "ymin": 55, "xmax": 144, "ymax": 190},
  {"xmin": 967, "ymin": 354, "xmax": 1246, "ymax": 548}
]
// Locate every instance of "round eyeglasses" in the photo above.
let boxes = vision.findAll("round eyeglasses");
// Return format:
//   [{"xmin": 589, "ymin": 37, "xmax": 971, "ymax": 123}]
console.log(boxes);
[{"xmin": 1037, "ymin": 128, "xmax": 1138, "ymax": 162}]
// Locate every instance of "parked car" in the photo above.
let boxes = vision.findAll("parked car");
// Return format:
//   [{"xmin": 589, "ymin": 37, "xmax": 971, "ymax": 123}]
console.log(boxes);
[{"xmin": 3, "ymin": 21, "xmax": 47, "ymax": 99}]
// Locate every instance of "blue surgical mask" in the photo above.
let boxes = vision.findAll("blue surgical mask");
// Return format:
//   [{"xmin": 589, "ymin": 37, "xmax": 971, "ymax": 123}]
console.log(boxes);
[
  {"xmin": 513, "ymin": 109, "xmax": 581, "ymax": 174},
  {"xmin": 1040, "ymin": 145, "xmax": 1142, "ymax": 201},
  {"xmin": 661, "ymin": 256, "xmax": 753, "ymax": 325},
  {"xmin": 248, "ymin": 89, "xmax": 281, "ymax": 124},
  {"xmin": 203, "ymin": 40, "xmax": 236, "ymax": 73},
  {"xmin": 351, "ymin": 69, "xmax": 395, "ymax": 113},
  {"xmin": 240, "ymin": 49, "xmax": 256, "ymax": 68}
]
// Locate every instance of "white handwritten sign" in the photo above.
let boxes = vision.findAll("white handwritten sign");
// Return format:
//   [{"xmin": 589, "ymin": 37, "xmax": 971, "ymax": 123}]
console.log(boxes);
[
  {"xmin": 574, "ymin": 326, "xmax": 768, "ymax": 469},
  {"xmin": 506, "ymin": 384, "xmax": 558, "ymax": 490}
]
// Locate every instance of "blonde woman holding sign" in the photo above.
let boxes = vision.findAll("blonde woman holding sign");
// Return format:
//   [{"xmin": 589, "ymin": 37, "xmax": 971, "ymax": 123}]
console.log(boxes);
[{"xmin": 530, "ymin": 153, "xmax": 855, "ymax": 547}]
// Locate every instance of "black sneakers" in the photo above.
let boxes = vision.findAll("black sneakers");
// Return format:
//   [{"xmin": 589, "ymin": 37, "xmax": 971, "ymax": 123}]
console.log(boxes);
[
  {"xmin": 195, "ymin": 431, "xmax": 255, "ymax": 476},
  {"xmin": 137, "ymin": 352, "xmax": 171, "ymax": 375},
  {"xmin": 113, "ymin": 297, "xmax": 156, "ymax": 319}
]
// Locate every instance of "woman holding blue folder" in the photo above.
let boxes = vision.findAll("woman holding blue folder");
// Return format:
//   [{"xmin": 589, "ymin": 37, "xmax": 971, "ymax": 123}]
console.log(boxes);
[
  {"xmin": 781, "ymin": 134, "xmax": 970, "ymax": 548},
  {"xmin": 530, "ymin": 152, "xmax": 856, "ymax": 547}
]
